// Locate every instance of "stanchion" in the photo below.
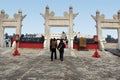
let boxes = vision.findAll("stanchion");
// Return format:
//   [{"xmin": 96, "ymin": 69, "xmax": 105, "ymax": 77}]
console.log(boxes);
[
  {"xmin": 13, "ymin": 48, "xmax": 20, "ymax": 56},
  {"xmin": 12, "ymin": 34, "xmax": 20, "ymax": 56},
  {"xmin": 92, "ymin": 45, "xmax": 101, "ymax": 58}
]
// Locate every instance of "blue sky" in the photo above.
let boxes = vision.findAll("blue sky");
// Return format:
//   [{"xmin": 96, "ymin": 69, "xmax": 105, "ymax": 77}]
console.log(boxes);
[{"xmin": 0, "ymin": 0, "xmax": 120, "ymax": 38}]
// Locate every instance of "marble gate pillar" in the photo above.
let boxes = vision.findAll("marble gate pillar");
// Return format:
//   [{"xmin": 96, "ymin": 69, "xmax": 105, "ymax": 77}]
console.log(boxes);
[
  {"xmin": 69, "ymin": 6, "xmax": 73, "ymax": 49},
  {"xmin": 40, "ymin": 6, "xmax": 50, "ymax": 48},
  {"xmin": 45, "ymin": 6, "xmax": 50, "ymax": 49},
  {"xmin": 117, "ymin": 28, "xmax": 120, "ymax": 49},
  {"xmin": 0, "ymin": 27, "xmax": 4, "ymax": 47},
  {"xmin": 96, "ymin": 11, "xmax": 103, "ymax": 50},
  {"xmin": 0, "ymin": 10, "xmax": 5, "ymax": 47},
  {"xmin": 16, "ymin": 10, "xmax": 22, "ymax": 35},
  {"xmin": 117, "ymin": 10, "xmax": 120, "ymax": 49},
  {"xmin": 16, "ymin": 9, "xmax": 26, "ymax": 35}
]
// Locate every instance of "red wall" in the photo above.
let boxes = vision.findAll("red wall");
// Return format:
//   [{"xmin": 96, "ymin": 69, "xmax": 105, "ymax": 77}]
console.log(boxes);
[{"xmin": 19, "ymin": 42, "xmax": 44, "ymax": 48}]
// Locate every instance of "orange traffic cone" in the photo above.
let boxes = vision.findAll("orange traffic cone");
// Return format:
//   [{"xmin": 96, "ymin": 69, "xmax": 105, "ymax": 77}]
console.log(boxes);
[{"xmin": 92, "ymin": 48, "xmax": 101, "ymax": 58}]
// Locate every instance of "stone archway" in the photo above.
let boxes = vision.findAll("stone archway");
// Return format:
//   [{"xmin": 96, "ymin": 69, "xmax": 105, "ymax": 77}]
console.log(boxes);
[
  {"xmin": 0, "ymin": 9, "xmax": 26, "ymax": 47},
  {"xmin": 91, "ymin": 10, "xmax": 120, "ymax": 50},
  {"xmin": 41, "ymin": 6, "xmax": 78, "ymax": 49}
]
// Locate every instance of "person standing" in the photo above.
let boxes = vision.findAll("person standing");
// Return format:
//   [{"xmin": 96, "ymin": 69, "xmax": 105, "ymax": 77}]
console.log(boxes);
[
  {"xmin": 57, "ymin": 39, "xmax": 65, "ymax": 61},
  {"xmin": 51, "ymin": 38, "xmax": 57, "ymax": 61},
  {"xmin": 61, "ymin": 31, "xmax": 67, "ymax": 40}
]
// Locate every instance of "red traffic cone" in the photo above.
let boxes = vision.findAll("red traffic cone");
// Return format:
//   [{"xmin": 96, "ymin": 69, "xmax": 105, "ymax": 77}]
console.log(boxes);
[
  {"xmin": 92, "ymin": 48, "xmax": 101, "ymax": 58},
  {"xmin": 13, "ymin": 48, "xmax": 20, "ymax": 56}
]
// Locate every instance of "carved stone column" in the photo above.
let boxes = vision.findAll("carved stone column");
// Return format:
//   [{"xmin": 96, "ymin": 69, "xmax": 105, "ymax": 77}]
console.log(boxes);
[
  {"xmin": 69, "ymin": 6, "xmax": 78, "ymax": 49},
  {"xmin": 117, "ymin": 28, "xmax": 120, "ymax": 49},
  {"xmin": 45, "ymin": 6, "xmax": 50, "ymax": 49},
  {"xmin": 96, "ymin": 10, "xmax": 103, "ymax": 50},
  {"xmin": 15, "ymin": 9, "xmax": 26, "ymax": 36},
  {"xmin": 0, "ymin": 10, "xmax": 5, "ymax": 47},
  {"xmin": 69, "ymin": 6, "xmax": 73, "ymax": 49},
  {"xmin": 117, "ymin": 10, "xmax": 120, "ymax": 49},
  {"xmin": 0, "ymin": 27, "xmax": 4, "ymax": 47}
]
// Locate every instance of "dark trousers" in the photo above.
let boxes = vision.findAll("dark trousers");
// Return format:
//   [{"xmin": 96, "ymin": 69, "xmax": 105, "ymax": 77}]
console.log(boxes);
[
  {"xmin": 59, "ymin": 51, "xmax": 64, "ymax": 61},
  {"xmin": 51, "ymin": 48, "xmax": 57, "ymax": 60}
]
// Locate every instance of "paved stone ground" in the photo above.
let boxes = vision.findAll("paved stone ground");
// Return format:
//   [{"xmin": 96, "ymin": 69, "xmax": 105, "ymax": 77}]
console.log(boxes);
[
  {"xmin": 0, "ymin": 48, "xmax": 120, "ymax": 80},
  {"xmin": 105, "ymin": 48, "xmax": 120, "ymax": 57}
]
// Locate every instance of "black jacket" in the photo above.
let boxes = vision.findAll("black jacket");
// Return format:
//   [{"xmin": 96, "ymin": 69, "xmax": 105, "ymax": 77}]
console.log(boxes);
[{"xmin": 57, "ymin": 42, "xmax": 65, "ymax": 52}]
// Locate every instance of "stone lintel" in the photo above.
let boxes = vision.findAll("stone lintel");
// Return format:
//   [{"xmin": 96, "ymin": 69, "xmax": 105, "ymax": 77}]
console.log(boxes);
[
  {"xmin": 2, "ymin": 25, "xmax": 17, "ymax": 28},
  {"xmin": 2, "ymin": 18, "xmax": 17, "ymax": 22},
  {"xmin": 2, "ymin": 22, "xmax": 17, "ymax": 27},
  {"xmin": 49, "ymin": 16, "xmax": 69, "ymax": 20},
  {"xmin": 101, "ymin": 19, "xmax": 119, "ymax": 23},
  {"xmin": 48, "ymin": 19, "xmax": 69, "ymax": 26},
  {"xmin": 48, "ymin": 24, "xmax": 69, "ymax": 27},
  {"xmin": 101, "ymin": 23, "xmax": 120, "ymax": 29}
]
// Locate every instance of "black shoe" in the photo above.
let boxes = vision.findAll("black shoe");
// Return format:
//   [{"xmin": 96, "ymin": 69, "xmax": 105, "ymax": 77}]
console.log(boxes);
[
  {"xmin": 60, "ymin": 59, "xmax": 63, "ymax": 61},
  {"xmin": 51, "ymin": 59, "xmax": 53, "ymax": 61}
]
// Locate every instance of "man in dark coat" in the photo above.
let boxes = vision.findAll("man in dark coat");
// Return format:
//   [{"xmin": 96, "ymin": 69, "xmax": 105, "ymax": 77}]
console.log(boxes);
[
  {"xmin": 51, "ymin": 38, "xmax": 57, "ymax": 61},
  {"xmin": 57, "ymin": 39, "xmax": 65, "ymax": 61}
]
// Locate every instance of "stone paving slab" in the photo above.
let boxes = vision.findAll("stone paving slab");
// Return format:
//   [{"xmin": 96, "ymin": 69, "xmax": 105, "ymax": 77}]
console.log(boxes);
[
  {"xmin": 105, "ymin": 48, "xmax": 120, "ymax": 57},
  {"xmin": 0, "ymin": 48, "xmax": 120, "ymax": 80}
]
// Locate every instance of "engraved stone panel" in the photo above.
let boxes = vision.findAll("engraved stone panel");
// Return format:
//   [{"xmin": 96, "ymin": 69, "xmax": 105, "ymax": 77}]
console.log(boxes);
[
  {"xmin": 101, "ymin": 23, "xmax": 120, "ymax": 29},
  {"xmin": 2, "ymin": 22, "xmax": 17, "ymax": 27},
  {"xmin": 49, "ymin": 20, "xmax": 69, "ymax": 26}
]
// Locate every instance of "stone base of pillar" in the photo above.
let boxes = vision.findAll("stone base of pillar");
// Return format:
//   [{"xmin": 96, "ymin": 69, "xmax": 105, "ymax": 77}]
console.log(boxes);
[
  {"xmin": 99, "ymin": 41, "xmax": 105, "ymax": 51},
  {"xmin": 0, "ymin": 42, "xmax": 6, "ymax": 48},
  {"xmin": 44, "ymin": 39, "xmax": 50, "ymax": 49},
  {"xmin": 70, "ymin": 39, "xmax": 73, "ymax": 49},
  {"xmin": 44, "ymin": 40, "xmax": 47, "ymax": 49},
  {"xmin": 68, "ymin": 38, "xmax": 73, "ymax": 49}
]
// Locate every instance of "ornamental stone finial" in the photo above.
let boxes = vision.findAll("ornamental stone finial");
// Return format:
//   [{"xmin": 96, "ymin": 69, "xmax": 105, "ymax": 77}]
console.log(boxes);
[
  {"xmin": 69, "ymin": 6, "xmax": 73, "ymax": 9},
  {"xmin": 117, "ymin": 10, "xmax": 120, "ymax": 19},
  {"xmin": 18, "ymin": 9, "xmax": 22, "ymax": 13},
  {"xmin": 46, "ymin": 5, "xmax": 49, "ymax": 9},
  {"xmin": 69, "ymin": 6, "xmax": 73, "ymax": 13},
  {"xmin": 1, "ymin": 9, "xmax": 5, "ymax": 13},
  {"xmin": 118, "ymin": 10, "xmax": 120, "ymax": 14},
  {"xmin": 96, "ymin": 10, "xmax": 100, "ymax": 14}
]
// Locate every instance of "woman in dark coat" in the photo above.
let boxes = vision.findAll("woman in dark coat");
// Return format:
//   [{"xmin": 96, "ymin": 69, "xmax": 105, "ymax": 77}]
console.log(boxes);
[{"xmin": 57, "ymin": 39, "xmax": 65, "ymax": 61}]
